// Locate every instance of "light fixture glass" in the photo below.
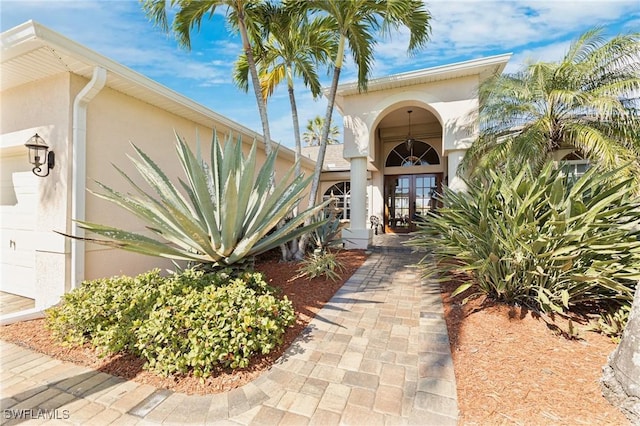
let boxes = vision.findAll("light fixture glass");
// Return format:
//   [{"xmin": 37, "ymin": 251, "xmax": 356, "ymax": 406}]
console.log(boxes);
[{"xmin": 25, "ymin": 133, "xmax": 55, "ymax": 177}]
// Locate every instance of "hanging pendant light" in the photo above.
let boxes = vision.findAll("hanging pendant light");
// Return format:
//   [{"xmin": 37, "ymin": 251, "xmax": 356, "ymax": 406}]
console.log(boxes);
[{"xmin": 404, "ymin": 110, "xmax": 415, "ymax": 152}]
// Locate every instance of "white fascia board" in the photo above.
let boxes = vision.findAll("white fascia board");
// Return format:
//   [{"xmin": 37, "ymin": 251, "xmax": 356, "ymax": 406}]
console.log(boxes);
[{"xmin": 326, "ymin": 53, "xmax": 513, "ymax": 99}]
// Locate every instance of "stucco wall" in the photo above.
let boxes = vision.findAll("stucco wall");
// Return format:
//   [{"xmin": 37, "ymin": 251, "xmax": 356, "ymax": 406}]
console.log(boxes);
[
  {"xmin": 340, "ymin": 75, "xmax": 480, "ymax": 162},
  {"xmin": 0, "ymin": 73, "xmax": 72, "ymax": 306},
  {"xmin": 75, "ymin": 75, "xmax": 311, "ymax": 280},
  {"xmin": 1, "ymin": 68, "xmax": 314, "ymax": 307}
]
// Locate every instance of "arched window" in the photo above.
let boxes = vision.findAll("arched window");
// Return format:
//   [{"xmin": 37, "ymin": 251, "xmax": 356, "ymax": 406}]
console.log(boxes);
[
  {"xmin": 323, "ymin": 182, "xmax": 350, "ymax": 220},
  {"xmin": 385, "ymin": 141, "xmax": 440, "ymax": 167}
]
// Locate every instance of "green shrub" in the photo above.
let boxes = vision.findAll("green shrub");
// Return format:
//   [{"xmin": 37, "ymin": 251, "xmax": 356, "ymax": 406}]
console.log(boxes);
[
  {"xmin": 46, "ymin": 270, "xmax": 164, "ymax": 354},
  {"xmin": 135, "ymin": 272, "xmax": 294, "ymax": 375},
  {"xmin": 409, "ymin": 164, "xmax": 640, "ymax": 313},
  {"xmin": 296, "ymin": 251, "xmax": 344, "ymax": 282},
  {"xmin": 46, "ymin": 269, "xmax": 294, "ymax": 376}
]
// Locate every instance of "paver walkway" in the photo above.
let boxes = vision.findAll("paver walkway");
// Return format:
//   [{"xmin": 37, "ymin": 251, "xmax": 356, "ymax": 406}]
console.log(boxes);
[{"xmin": 0, "ymin": 250, "xmax": 458, "ymax": 425}]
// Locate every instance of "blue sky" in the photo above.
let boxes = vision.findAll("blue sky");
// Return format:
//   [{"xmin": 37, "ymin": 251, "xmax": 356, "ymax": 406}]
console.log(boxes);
[{"xmin": 2, "ymin": 0, "xmax": 639, "ymax": 148}]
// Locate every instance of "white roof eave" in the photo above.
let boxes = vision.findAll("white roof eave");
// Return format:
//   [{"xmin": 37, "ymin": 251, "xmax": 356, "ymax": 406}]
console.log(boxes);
[{"xmin": 324, "ymin": 53, "xmax": 512, "ymax": 103}]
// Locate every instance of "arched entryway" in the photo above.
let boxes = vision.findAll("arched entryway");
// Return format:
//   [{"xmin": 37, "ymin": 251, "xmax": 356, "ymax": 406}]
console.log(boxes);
[{"xmin": 375, "ymin": 107, "xmax": 444, "ymax": 233}]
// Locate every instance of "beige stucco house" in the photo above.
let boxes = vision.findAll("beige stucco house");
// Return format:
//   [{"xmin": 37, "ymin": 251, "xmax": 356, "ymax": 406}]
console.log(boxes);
[
  {"xmin": 1, "ymin": 20, "xmax": 515, "ymax": 320},
  {"xmin": 0, "ymin": 21, "xmax": 314, "ymax": 318},
  {"xmin": 306, "ymin": 54, "xmax": 511, "ymax": 249}
]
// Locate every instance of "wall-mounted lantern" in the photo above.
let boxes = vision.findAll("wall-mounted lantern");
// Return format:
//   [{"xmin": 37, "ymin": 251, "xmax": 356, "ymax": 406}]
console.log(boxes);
[{"xmin": 25, "ymin": 133, "xmax": 55, "ymax": 177}]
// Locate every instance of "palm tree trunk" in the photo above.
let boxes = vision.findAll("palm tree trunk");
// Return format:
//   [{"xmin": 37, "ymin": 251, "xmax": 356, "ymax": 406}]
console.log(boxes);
[
  {"xmin": 601, "ymin": 284, "xmax": 640, "ymax": 423},
  {"xmin": 236, "ymin": 5, "xmax": 275, "ymax": 190},
  {"xmin": 284, "ymin": 66, "xmax": 305, "ymax": 260},
  {"xmin": 296, "ymin": 36, "xmax": 345, "ymax": 259}
]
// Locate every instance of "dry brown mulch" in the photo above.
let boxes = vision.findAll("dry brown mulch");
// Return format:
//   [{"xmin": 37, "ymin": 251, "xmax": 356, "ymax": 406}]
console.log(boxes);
[
  {"xmin": 0, "ymin": 250, "xmax": 368, "ymax": 395},
  {"xmin": 441, "ymin": 279, "xmax": 628, "ymax": 425}
]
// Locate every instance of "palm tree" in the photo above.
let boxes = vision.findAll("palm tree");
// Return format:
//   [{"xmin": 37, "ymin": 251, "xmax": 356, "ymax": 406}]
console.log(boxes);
[
  {"xmin": 233, "ymin": 3, "xmax": 337, "ymax": 178},
  {"xmin": 303, "ymin": 116, "xmax": 340, "ymax": 146},
  {"xmin": 296, "ymin": 0, "xmax": 432, "ymax": 217},
  {"xmin": 461, "ymin": 28, "xmax": 640, "ymax": 179},
  {"xmin": 141, "ymin": 0, "xmax": 276, "ymax": 164}
]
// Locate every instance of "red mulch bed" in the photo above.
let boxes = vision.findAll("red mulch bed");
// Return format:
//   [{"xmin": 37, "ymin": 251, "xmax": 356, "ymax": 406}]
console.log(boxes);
[
  {"xmin": 0, "ymin": 250, "xmax": 630, "ymax": 423},
  {"xmin": 441, "ymin": 279, "xmax": 628, "ymax": 425},
  {"xmin": 0, "ymin": 250, "xmax": 368, "ymax": 395}
]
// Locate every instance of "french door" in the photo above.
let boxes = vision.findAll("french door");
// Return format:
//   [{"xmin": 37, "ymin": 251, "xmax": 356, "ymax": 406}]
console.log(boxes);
[{"xmin": 384, "ymin": 174, "xmax": 440, "ymax": 233}]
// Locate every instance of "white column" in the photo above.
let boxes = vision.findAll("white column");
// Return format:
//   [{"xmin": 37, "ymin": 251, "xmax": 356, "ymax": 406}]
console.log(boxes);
[
  {"xmin": 446, "ymin": 149, "xmax": 468, "ymax": 192},
  {"xmin": 343, "ymin": 156, "xmax": 372, "ymax": 249}
]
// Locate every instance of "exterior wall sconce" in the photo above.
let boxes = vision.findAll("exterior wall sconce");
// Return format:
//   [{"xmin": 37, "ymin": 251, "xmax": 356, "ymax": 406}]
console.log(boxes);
[{"xmin": 25, "ymin": 133, "xmax": 55, "ymax": 177}]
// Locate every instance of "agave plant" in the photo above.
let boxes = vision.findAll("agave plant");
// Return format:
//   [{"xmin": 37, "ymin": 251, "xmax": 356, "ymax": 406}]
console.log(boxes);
[
  {"xmin": 309, "ymin": 212, "xmax": 345, "ymax": 254},
  {"xmin": 409, "ymin": 163, "xmax": 640, "ymax": 313},
  {"xmin": 64, "ymin": 132, "xmax": 328, "ymax": 268}
]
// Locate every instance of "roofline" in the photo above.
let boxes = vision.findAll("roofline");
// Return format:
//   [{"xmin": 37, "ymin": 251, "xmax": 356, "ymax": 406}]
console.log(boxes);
[
  {"xmin": 326, "ymin": 53, "xmax": 513, "ymax": 97},
  {"xmin": 1, "ymin": 20, "xmax": 313, "ymax": 167}
]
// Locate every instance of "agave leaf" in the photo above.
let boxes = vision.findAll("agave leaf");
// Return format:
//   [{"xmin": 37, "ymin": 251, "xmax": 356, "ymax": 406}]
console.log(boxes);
[
  {"xmin": 175, "ymin": 135, "xmax": 219, "ymax": 241},
  {"xmin": 66, "ymin": 222, "xmax": 207, "ymax": 261}
]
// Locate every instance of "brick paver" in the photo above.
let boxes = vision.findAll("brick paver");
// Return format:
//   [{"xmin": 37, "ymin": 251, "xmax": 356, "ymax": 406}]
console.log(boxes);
[{"xmin": 0, "ymin": 242, "xmax": 458, "ymax": 425}]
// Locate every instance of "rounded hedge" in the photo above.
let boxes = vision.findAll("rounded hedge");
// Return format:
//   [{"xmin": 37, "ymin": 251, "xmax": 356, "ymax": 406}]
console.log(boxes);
[{"xmin": 46, "ymin": 269, "xmax": 294, "ymax": 377}]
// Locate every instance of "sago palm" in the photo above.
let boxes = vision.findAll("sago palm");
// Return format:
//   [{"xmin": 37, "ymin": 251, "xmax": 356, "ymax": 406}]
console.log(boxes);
[
  {"xmin": 63, "ymin": 132, "xmax": 328, "ymax": 269},
  {"xmin": 461, "ymin": 28, "xmax": 640, "ymax": 179}
]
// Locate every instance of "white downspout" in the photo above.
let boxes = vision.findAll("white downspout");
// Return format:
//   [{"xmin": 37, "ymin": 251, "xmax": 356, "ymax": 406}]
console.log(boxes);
[{"xmin": 71, "ymin": 67, "xmax": 107, "ymax": 289}]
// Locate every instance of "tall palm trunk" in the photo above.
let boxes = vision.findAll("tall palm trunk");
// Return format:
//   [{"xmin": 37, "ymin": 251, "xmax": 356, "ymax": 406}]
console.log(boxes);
[
  {"xmin": 236, "ymin": 5, "xmax": 275, "ymax": 190},
  {"xmin": 282, "ymin": 64, "xmax": 304, "ymax": 261},
  {"xmin": 296, "ymin": 36, "xmax": 346, "ymax": 259}
]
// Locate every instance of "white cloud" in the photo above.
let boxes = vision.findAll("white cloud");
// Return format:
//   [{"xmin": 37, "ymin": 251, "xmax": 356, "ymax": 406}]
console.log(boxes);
[
  {"xmin": 503, "ymin": 41, "xmax": 571, "ymax": 73},
  {"xmin": 371, "ymin": 0, "xmax": 639, "ymax": 70}
]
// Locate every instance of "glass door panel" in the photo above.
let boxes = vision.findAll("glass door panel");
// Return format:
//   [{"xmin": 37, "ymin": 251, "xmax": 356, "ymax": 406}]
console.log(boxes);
[
  {"xmin": 414, "ymin": 175, "xmax": 437, "ymax": 222},
  {"xmin": 387, "ymin": 176, "xmax": 411, "ymax": 232}
]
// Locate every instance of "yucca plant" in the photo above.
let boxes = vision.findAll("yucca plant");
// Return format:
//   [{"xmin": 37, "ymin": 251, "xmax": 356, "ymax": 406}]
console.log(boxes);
[
  {"xmin": 409, "ymin": 163, "xmax": 640, "ymax": 313},
  {"xmin": 64, "ymin": 132, "xmax": 329, "ymax": 269}
]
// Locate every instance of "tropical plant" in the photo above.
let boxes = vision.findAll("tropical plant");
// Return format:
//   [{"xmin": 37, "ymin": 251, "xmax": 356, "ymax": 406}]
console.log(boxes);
[
  {"xmin": 141, "ymin": 0, "xmax": 276, "ymax": 188},
  {"xmin": 292, "ymin": 0, "xmax": 432, "ymax": 254},
  {"xmin": 62, "ymin": 132, "xmax": 328, "ymax": 269},
  {"xmin": 309, "ymin": 212, "xmax": 345, "ymax": 254},
  {"xmin": 461, "ymin": 28, "xmax": 640, "ymax": 180},
  {"xmin": 47, "ymin": 268, "xmax": 294, "ymax": 376},
  {"xmin": 409, "ymin": 163, "xmax": 640, "ymax": 314},
  {"xmin": 232, "ymin": 3, "xmax": 338, "ymax": 261},
  {"xmin": 233, "ymin": 3, "xmax": 337, "ymax": 178},
  {"xmin": 594, "ymin": 303, "xmax": 632, "ymax": 342},
  {"xmin": 303, "ymin": 116, "xmax": 340, "ymax": 146}
]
